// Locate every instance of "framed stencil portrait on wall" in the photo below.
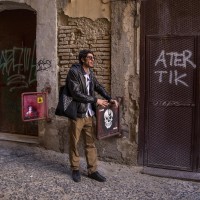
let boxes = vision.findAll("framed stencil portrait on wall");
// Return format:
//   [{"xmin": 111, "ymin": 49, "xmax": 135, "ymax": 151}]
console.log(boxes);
[
  {"xmin": 21, "ymin": 92, "xmax": 48, "ymax": 122},
  {"xmin": 96, "ymin": 104, "xmax": 120, "ymax": 140}
]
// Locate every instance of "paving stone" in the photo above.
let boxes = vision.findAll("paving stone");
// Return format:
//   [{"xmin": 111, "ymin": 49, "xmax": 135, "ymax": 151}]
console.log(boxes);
[{"xmin": 1, "ymin": 141, "xmax": 200, "ymax": 200}]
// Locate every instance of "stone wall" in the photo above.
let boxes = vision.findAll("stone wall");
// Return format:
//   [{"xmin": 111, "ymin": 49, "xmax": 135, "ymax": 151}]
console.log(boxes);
[
  {"xmin": 0, "ymin": 0, "xmax": 140, "ymax": 166},
  {"xmin": 58, "ymin": 14, "xmax": 111, "ymax": 93},
  {"xmin": 110, "ymin": 1, "xmax": 139, "ymax": 164},
  {"xmin": 56, "ymin": 1, "xmax": 140, "ymax": 165}
]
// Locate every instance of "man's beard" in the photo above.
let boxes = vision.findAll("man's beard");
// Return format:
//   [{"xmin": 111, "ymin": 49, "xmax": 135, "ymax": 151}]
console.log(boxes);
[{"xmin": 83, "ymin": 62, "xmax": 93, "ymax": 68}]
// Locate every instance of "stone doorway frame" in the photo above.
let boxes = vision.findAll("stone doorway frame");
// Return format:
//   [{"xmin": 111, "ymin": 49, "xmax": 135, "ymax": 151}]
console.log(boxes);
[{"xmin": 0, "ymin": 0, "xmax": 58, "ymax": 144}]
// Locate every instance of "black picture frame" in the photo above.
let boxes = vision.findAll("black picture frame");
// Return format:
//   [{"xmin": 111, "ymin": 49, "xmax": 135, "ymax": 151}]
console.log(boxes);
[{"xmin": 96, "ymin": 104, "xmax": 120, "ymax": 140}]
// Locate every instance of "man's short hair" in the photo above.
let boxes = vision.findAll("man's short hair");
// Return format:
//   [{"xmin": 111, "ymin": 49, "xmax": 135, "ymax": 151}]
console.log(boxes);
[{"xmin": 78, "ymin": 49, "xmax": 94, "ymax": 65}]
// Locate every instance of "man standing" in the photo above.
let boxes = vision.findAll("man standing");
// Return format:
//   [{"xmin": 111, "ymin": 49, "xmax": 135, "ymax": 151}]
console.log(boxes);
[{"xmin": 66, "ymin": 49, "xmax": 118, "ymax": 182}]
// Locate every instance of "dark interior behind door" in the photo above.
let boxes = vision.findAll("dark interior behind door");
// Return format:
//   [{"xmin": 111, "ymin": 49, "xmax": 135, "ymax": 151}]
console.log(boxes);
[{"xmin": 0, "ymin": 9, "xmax": 38, "ymax": 136}]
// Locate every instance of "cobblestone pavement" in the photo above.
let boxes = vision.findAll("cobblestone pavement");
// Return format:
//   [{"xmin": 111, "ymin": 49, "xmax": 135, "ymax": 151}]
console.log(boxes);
[{"xmin": 1, "ymin": 141, "xmax": 200, "ymax": 200}]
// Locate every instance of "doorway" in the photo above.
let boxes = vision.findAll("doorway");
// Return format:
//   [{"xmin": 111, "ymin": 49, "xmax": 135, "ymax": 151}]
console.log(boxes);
[
  {"xmin": 0, "ymin": 9, "xmax": 38, "ymax": 136},
  {"xmin": 138, "ymin": 0, "xmax": 200, "ymax": 179}
]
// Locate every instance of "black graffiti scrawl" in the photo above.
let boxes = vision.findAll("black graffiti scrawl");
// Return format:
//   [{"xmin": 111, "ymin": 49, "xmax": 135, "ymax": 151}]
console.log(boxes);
[{"xmin": 36, "ymin": 59, "xmax": 52, "ymax": 72}]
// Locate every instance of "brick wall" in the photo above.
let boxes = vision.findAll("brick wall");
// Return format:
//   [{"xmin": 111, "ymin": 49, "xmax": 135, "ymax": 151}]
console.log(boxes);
[{"xmin": 58, "ymin": 16, "xmax": 111, "ymax": 93}]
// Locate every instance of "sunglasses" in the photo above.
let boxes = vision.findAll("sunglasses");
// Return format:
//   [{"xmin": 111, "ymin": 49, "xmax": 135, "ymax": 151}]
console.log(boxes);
[{"xmin": 86, "ymin": 56, "xmax": 95, "ymax": 61}]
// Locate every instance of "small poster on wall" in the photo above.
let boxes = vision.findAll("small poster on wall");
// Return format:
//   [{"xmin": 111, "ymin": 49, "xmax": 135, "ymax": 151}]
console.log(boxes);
[
  {"xmin": 21, "ymin": 92, "xmax": 48, "ymax": 122},
  {"xmin": 96, "ymin": 104, "xmax": 120, "ymax": 140}
]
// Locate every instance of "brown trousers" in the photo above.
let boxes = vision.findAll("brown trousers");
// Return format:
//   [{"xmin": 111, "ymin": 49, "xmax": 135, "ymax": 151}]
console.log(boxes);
[{"xmin": 68, "ymin": 117, "xmax": 97, "ymax": 174}]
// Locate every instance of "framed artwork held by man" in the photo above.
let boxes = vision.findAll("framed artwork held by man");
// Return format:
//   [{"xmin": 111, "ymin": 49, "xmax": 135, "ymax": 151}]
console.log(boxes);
[{"xmin": 96, "ymin": 104, "xmax": 120, "ymax": 140}]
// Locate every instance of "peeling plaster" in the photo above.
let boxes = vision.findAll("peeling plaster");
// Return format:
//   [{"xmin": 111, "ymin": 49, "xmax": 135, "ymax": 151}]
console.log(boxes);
[
  {"xmin": 119, "ymin": 2, "xmax": 139, "ymax": 144},
  {"xmin": 123, "ymin": 2, "xmax": 135, "ymax": 49},
  {"xmin": 60, "ymin": 0, "xmax": 110, "ymax": 21}
]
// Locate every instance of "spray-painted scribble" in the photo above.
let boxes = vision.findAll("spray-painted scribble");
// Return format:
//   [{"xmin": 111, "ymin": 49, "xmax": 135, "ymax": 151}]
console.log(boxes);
[
  {"xmin": 36, "ymin": 59, "xmax": 52, "ymax": 72},
  {"xmin": 7, "ymin": 74, "xmax": 28, "ymax": 92},
  {"xmin": 154, "ymin": 50, "xmax": 196, "ymax": 87},
  {"xmin": 153, "ymin": 100, "xmax": 194, "ymax": 107},
  {"xmin": 153, "ymin": 100, "xmax": 179, "ymax": 107},
  {"xmin": 0, "ymin": 41, "xmax": 36, "ymax": 92}
]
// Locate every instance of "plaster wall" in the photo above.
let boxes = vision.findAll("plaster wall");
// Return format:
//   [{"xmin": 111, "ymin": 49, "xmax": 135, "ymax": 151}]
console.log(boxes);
[
  {"xmin": 58, "ymin": 0, "xmax": 110, "ymax": 21},
  {"xmin": 111, "ymin": 1, "xmax": 139, "ymax": 164},
  {"xmin": 0, "ymin": 0, "xmax": 140, "ymax": 165}
]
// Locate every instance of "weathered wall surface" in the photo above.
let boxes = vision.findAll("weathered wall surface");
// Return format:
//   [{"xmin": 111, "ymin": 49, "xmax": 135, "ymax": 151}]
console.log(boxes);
[
  {"xmin": 0, "ymin": 0, "xmax": 140, "ymax": 165},
  {"xmin": 56, "ymin": 0, "xmax": 139, "ymax": 165},
  {"xmin": 111, "ymin": 1, "xmax": 139, "ymax": 164},
  {"xmin": 58, "ymin": 14, "xmax": 111, "ymax": 92},
  {"xmin": 57, "ymin": 0, "xmax": 110, "ymax": 21}
]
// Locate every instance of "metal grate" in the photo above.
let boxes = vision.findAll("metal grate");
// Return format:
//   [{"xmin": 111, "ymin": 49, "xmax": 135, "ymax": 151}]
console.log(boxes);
[
  {"xmin": 141, "ymin": 0, "xmax": 200, "ymax": 171},
  {"xmin": 148, "ymin": 106, "xmax": 193, "ymax": 170},
  {"xmin": 146, "ymin": 36, "xmax": 196, "ymax": 170},
  {"xmin": 144, "ymin": 0, "xmax": 200, "ymax": 36},
  {"xmin": 148, "ymin": 36, "xmax": 196, "ymax": 103}
]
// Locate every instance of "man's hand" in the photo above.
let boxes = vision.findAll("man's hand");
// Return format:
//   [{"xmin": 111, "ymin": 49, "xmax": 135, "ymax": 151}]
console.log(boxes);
[
  {"xmin": 110, "ymin": 99, "xmax": 119, "ymax": 107},
  {"xmin": 97, "ymin": 99, "xmax": 109, "ymax": 107}
]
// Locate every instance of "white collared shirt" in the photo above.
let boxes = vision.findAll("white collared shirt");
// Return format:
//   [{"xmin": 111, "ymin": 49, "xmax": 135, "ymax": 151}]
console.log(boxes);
[{"xmin": 84, "ymin": 73, "xmax": 95, "ymax": 117}]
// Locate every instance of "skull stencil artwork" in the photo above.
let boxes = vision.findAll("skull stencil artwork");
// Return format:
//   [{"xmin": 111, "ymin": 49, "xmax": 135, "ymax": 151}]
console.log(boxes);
[
  {"xmin": 104, "ymin": 109, "xmax": 114, "ymax": 129},
  {"xmin": 97, "ymin": 105, "xmax": 120, "ymax": 139}
]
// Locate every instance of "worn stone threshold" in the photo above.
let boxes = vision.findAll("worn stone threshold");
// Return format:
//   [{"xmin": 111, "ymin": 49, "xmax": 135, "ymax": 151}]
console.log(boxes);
[
  {"xmin": 0, "ymin": 132, "xmax": 39, "ymax": 144},
  {"xmin": 142, "ymin": 167, "xmax": 200, "ymax": 182}
]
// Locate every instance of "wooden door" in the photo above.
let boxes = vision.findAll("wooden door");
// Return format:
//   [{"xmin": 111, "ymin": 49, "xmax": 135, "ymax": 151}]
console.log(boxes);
[{"xmin": 0, "ymin": 9, "xmax": 38, "ymax": 136}]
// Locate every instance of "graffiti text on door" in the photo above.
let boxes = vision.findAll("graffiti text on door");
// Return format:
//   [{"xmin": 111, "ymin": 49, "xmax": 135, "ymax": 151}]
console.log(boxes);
[
  {"xmin": 0, "ymin": 42, "xmax": 36, "ymax": 92},
  {"xmin": 154, "ymin": 50, "xmax": 196, "ymax": 87}
]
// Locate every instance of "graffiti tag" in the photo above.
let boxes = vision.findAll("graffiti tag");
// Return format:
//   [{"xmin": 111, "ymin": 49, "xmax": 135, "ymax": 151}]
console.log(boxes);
[
  {"xmin": 0, "ymin": 42, "xmax": 36, "ymax": 92},
  {"xmin": 154, "ymin": 50, "xmax": 196, "ymax": 87},
  {"xmin": 36, "ymin": 59, "xmax": 52, "ymax": 72}
]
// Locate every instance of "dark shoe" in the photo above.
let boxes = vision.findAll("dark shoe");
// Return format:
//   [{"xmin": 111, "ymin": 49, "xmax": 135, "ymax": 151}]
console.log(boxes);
[
  {"xmin": 88, "ymin": 171, "xmax": 106, "ymax": 182},
  {"xmin": 72, "ymin": 170, "xmax": 81, "ymax": 182}
]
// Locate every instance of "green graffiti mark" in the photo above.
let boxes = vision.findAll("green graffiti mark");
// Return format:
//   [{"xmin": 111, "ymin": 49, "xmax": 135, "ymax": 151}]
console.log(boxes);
[{"xmin": 0, "ymin": 41, "xmax": 36, "ymax": 92}]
